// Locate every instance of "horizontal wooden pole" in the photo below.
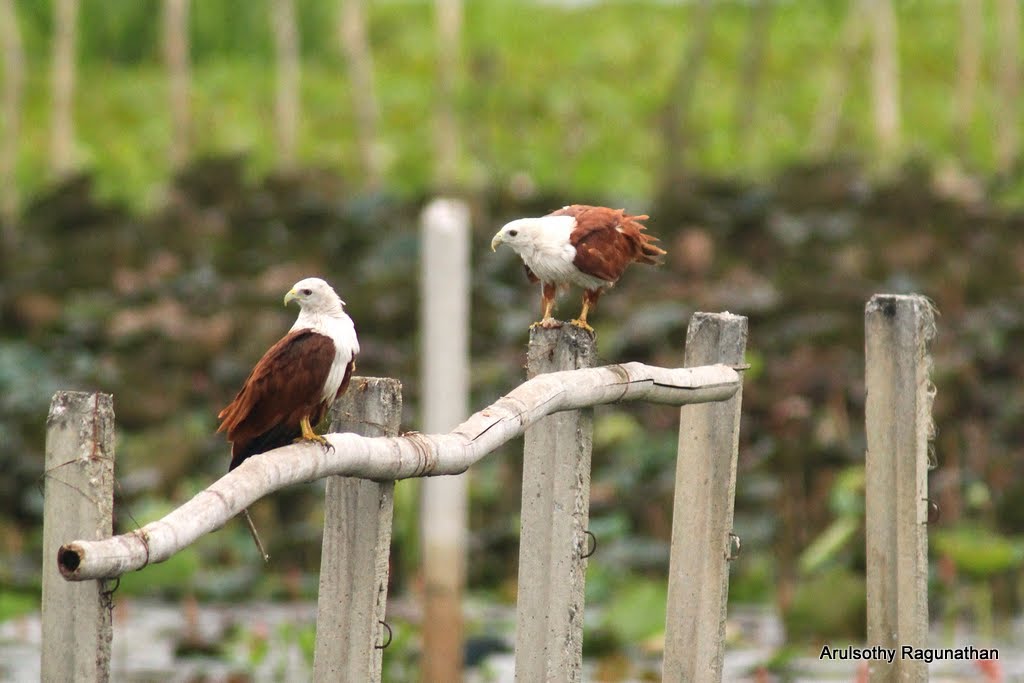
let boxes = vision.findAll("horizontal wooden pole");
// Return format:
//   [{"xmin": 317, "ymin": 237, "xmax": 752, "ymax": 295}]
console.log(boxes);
[{"xmin": 58, "ymin": 361, "xmax": 740, "ymax": 582}]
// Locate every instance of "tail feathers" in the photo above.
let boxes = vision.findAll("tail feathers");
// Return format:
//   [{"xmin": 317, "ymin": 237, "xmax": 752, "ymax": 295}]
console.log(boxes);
[
  {"xmin": 623, "ymin": 213, "xmax": 667, "ymax": 265},
  {"xmin": 228, "ymin": 423, "xmax": 302, "ymax": 471},
  {"xmin": 638, "ymin": 234, "xmax": 667, "ymax": 264}
]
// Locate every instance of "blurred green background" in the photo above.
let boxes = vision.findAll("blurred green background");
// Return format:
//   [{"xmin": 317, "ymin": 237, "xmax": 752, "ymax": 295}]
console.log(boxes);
[{"xmin": 1, "ymin": 0, "xmax": 1023, "ymax": 680}]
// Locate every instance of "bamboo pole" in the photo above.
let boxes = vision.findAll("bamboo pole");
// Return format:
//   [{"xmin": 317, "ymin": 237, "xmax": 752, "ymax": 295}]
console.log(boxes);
[
  {"xmin": 514, "ymin": 324, "xmax": 595, "ymax": 683},
  {"xmin": 0, "ymin": 0, "xmax": 23, "ymax": 238},
  {"xmin": 733, "ymin": 0, "xmax": 774, "ymax": 157},
  {"xmin": 50, "ymin": 0, "xmax": 79, "ymax": 176},
  {"xmin": 41, "ymin": 392, "xmax": 115, "ymax": 682},
  {"xmin": 339, "ymin": 0, "xmax": 383, "ymax": 189},
  {"xmin": 865, "ymin": 294, "xmax": 935, "ymax": 683},
  {"xmin": 313, "ymin": 377, "xmax": 402, "ymax": 683},
  {"xmin": 163, "ymin": 0, "xmax": 190, "ymax": 169},
  {"xmin": 58, "ymin": 361, "xmax": 740, "ymax": 581},
  {"xmin": 994, "ymin": 0, "xmax": 1021, "ymax": 173},
  {"xmin": 433, "ymin": 0, "xmax": 462, "ymax": 189},
  {"xmin": 663, "ymin": 312, "xmax": 748, "ymax": 683},
  {"xmin": 952, "ymin": 0, "xmax": 983, "ymax": 155},
  {"xmin": 810, "ymin": 0, "xmax": 869, "ymax": 154},
  {"xmin": 271, "ymin": 0, "xmax": 300, "ymax": 168},
  {"xmin": 869, "ymin": 0, "xmax": 901, "ymax": 158},
  {"xmin": 419, "ymin": 198, "xmax": 470, "ymax": 682},
  {"xmin": 658, "ymin": 0, "xmax": 713, "ymax": 191}
]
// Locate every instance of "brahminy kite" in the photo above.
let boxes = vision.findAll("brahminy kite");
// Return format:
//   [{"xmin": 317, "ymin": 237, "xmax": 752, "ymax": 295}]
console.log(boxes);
[
  {"xmin": 491, "ymin": 205, "xmax": 666, "ymax": 331},
  {"xmin": 218, "ymin": 277, "xmax": 359, "ymax": 471}
]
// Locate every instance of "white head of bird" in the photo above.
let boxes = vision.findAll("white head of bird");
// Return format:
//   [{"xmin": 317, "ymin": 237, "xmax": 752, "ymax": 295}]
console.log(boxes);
[
  {"xmin": 490, "ymin": 215, "xmax": 577, "ymax": 258},
  {"xmin": 285, "ymin": 277, "xmax": 345, "ymax": 311},
  {"xmin": 283, "ymin": 277, "xmax": 354, "ymax": 335}
]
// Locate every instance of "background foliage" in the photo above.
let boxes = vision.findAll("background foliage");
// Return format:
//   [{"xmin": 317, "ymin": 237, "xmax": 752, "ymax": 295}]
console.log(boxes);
[{"xmin": 5, "ymin": 0, "xmax": 1024, "ymax": 205}]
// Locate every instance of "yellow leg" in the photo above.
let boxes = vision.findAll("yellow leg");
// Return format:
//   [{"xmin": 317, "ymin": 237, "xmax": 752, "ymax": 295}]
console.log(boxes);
[
  {"xmin": 300, "ymin": 415, "xmax": 317, "ymax": 440},
  {"xmin": 296, "ymin": 415, "xmax": 331, "ymax": 448},
  {"xmin": 530, "ymin": 288, "xmax": 562, "ymax": 329},
  {"xmin": 570, "ymin": 300, "xmax": 594, "ymax": 333}
]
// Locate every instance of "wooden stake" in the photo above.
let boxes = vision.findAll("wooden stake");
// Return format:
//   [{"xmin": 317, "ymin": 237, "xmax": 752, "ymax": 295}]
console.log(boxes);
[
  {"xmin": 865, "ymin": 294, "xmax": 934, "ymax": 683},
  {"xmin": 419, "ymin": 198, "xmax": 470, "ymax": 683},
  {"xmin": 663, "ymin": 312, "xmax": 748, "ymax": 683},
  {"xmin": 42, "ymin": 391, "xmax": 115, "ymax": 683},
  {"xmin": 514, "ymin": 324, "xmax": 595, "ymax": 683},
  {"xmin": 313, "ymin": 377, "xmax": 402, "ymax": 682}
]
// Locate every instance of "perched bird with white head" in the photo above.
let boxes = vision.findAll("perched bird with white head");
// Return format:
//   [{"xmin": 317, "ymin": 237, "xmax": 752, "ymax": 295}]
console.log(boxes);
[
  {"xmin": 218, "ymin": 277, "xmax": 359, "ymax": 471},
  {"xmin": 216, "ymin": 277, "xmax": 358, "ymax": 561},
  {"xmin": 491, "ymin": 205, "xmax": 666, "ymax": 332}
]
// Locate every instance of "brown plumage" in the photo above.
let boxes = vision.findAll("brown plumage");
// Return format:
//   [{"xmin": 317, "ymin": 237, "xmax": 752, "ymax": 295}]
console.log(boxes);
[
  {"xmin": 218, "ymin": 330, "xmax": 354, "ymax": 470},
  {"xmin": 218, "ymin": 277, "xmax": 358, "ymax": 561},
  {"xmin": 218, "ymin": 277, "xmax": 359, "ymax": 471},
  {"xmin": 491, "ymin": 204, "xmax": 666, "ymax": 330},
  {"xmin": 557, "ymin": 204, "xmax": 664, "ymax": 278}
]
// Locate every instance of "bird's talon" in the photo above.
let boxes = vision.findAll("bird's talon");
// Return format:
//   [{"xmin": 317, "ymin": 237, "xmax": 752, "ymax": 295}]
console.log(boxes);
[
  {"xmin": 295, "ymin": 433, "xmax": 332, "ymax": 450},
  {"xmin": 531, "ymin": 317, "xmax": 562, "ymax": 329},
  {"xmin": 570, "ymin": 319, "xmax": 595, "ymax": 334}
]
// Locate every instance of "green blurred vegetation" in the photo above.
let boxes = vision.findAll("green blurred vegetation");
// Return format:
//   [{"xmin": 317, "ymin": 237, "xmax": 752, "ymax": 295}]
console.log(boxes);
[
  {"xmin": 5, "ymin": 0, "xmax": 1022, "ymax": 207},
  {"xmin": 0, "ymin": 591, "xmax": 37, "ymax": 622}
]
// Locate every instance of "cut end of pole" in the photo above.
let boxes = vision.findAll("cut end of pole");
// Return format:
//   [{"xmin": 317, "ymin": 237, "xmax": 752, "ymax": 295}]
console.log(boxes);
[
  {"xmin": 528, "ymin": 323, "xmax": 594, "ymax": 342},
  {"xmin": 421, "ymin": 197, "xmax": 470, "ymax": 234},
  {"xmin": 527, "ymin": 324, "xmax": 597, "ymax": 373},
  {"xmin": 865, "ymin": 293, "xmax": 938, "ymax": 364},
  {"xmin": 865, "ymin": 293, "xmax": 937, "ymax": 327},
  {"xmin": 57, "ymin": 543, "xmax": 84, "ymax": 579}
]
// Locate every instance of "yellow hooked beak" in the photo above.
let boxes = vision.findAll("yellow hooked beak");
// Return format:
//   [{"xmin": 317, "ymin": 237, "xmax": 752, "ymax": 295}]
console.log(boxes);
[
  {"xmin": 490, "ymin": 232, "xmax": 504, "ymax": 252},
  {"xmin": 284, "ymin": 288, "xmax": 297, "ymax": 306}
]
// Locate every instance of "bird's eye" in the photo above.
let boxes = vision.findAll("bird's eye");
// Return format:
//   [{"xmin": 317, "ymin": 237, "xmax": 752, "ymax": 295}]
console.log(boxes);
[
  {"xmin": 508, "ymin": 229, "xmax": 518, "ymax": 237},
  {"xmin": 301, "ymin": 288, "xmax": 312, "ymax": 296}
]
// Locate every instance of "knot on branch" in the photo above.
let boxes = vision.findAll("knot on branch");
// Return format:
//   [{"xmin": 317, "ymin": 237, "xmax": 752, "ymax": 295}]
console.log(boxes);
[{"xmin": 405, "ymin": 432, "xmax": 438, "ymax": 475}]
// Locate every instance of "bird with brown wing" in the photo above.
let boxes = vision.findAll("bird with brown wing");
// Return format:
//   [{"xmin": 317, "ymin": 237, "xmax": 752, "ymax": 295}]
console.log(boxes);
[
  {"xmin": 218, "ymin": 277, "xmax": 359, "ymax": 560},
  {"xmin": 491, "ymin": 205, "xmax": 666, "ymax": 332}
]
